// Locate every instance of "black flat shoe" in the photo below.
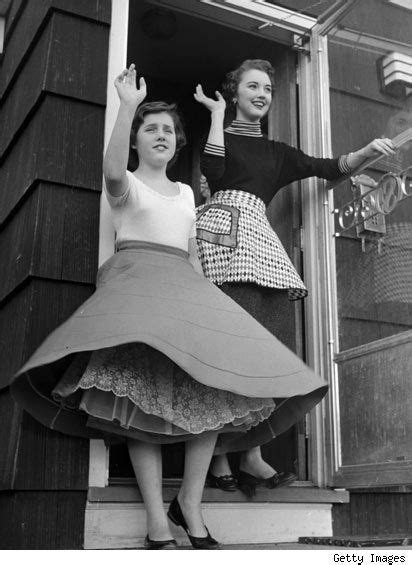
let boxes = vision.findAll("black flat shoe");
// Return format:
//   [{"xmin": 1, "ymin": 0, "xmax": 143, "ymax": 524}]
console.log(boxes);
[
  {"xmin": 167, "ymin": 497, "xmax": 220, "ymax": 550},
  {"xmin": 143, "ymin": 535, "xmax": 177, "ymax": 550},
  {"xmin": 237, "ymin": 470, "xmax": 297, "ymax": 497},
  {"xmin": 207, "ymin": 471, "xmax": 238, "ymax": 492}
]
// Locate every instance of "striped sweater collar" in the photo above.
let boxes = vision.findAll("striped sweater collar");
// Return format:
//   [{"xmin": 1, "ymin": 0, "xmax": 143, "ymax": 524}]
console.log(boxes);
[{"xmin": 225, "ymin": 120, "xmax": 262, "ymax": 137}]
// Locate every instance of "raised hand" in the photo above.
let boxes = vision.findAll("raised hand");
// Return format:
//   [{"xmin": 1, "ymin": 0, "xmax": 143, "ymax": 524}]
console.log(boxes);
[
  {"xmin": 114, "ymin": 64, "xmax": 147, "ymax": 109},
  {"xmin": 362, "ymin": 138, "xmax": 396, "ymax": 159},
  {"xmin": 194, "ymin": 84, "xmax": 226, "ymax": 115}
]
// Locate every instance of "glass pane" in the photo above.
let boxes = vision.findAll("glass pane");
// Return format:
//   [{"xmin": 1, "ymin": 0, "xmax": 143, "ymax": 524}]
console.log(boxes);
[{"xmin": 328, "ymin": 0, "xmax": 412, "ymax": 351}]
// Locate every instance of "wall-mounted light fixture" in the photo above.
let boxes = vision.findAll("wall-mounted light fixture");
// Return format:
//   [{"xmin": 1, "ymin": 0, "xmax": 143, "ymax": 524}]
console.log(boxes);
[{"xmin": 380, "ymin": 51, "xmax": 412, "ymax": 98}]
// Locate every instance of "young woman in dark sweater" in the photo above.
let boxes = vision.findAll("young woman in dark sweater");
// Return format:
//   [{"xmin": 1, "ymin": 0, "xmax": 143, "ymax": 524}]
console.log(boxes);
[{"xmin": 194, "ymin": 59, "xmax": 395, "ymax": 495}]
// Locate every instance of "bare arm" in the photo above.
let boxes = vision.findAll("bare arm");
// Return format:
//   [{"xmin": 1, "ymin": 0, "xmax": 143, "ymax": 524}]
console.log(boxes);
[
  {"xmin": 194, "ymin": 84, "xmax": 226, "ymax": 146},
  {"xmin": 188, "ymin": 237, "xmax": 204, "ymax": 276},
  {"xmin": 103, "ymin": 64, "xmax": 147, "ymax": 197},
  {"xmin": 346, "ymin": 137, "xmax": 396, "ymax": 170}
]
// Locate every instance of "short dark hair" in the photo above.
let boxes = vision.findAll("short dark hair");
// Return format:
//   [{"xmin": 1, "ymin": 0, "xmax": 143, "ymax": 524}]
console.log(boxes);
[
  {"xmin": 222, "ymin": 59, "xmax": 275, "ymax": 121},
  {"xmin": 128, "ymin": 101, "xmax": 186, "ymax": 170}
]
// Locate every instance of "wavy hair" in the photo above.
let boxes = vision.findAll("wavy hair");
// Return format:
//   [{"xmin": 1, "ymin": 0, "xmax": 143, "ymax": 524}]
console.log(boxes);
[
  {"xmin": 222, "ymin": 59, "xmax": 275, "ymax": 122},
  {"xmin": 128, "ymin": 101, "xmax": 186, "ymax": 171}
]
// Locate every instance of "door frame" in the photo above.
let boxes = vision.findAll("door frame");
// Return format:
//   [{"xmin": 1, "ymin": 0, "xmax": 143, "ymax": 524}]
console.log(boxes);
[
  {"xmin": 298, "ymin": 1, "xmax": 366, "ymax": 487},
  {"xmin": 92, "ymin": 0, "xmax": 362, "ymax": 490},
  {"xmin": 89, "ymin": 0, "xmax": 128, "ymax": 489}
]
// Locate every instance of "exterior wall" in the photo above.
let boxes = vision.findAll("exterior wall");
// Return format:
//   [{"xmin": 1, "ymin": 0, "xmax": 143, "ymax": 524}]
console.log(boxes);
[{"xmin": 0, "ymin": 0, "xmax": 110, "ymax": 549}]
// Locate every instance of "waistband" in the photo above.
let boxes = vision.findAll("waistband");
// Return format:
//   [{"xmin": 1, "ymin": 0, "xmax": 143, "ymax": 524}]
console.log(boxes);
[
  {"xmin": 209, "ymin": 190, "xmax": 266, "ymax": 213},
  {"xmin": 115, "ymin": 240, "xmax": 189, "ymax": 260}
]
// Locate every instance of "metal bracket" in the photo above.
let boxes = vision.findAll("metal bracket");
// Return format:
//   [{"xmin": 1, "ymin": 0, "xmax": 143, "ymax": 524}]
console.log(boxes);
[{"xmin": 293, "ymin": 33, "xmax": 310, "ymax": 54}]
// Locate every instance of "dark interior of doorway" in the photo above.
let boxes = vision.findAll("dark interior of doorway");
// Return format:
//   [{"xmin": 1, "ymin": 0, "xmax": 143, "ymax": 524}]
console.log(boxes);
[{"xmin": 109, "ymin": 1, "xmax": 305, "ymax": 482}]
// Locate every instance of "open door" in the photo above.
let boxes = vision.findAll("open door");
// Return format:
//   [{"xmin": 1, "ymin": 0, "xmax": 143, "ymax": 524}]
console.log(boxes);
[
  {"xmin": 300, "ymin": 0, "xmax": 412, "ymax": 489},
  {"xmin": 107, "ymin": 0, "xmax": 312, "ymax": 484}
]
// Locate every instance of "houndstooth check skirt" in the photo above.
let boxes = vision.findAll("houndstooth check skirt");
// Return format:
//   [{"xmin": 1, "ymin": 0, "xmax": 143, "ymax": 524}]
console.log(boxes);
[{"xmin": 196, "ymin": 190, "xmax": 307, "ymax": 301}]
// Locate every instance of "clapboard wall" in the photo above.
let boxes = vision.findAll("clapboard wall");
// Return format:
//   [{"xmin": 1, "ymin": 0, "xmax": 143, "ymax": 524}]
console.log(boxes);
[{"xmin": 0, "ymin": 0, "xmax": 110, "ymax": 549}]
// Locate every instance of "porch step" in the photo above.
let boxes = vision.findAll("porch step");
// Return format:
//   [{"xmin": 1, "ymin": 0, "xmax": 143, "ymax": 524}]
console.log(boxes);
[{"xmin": 84, "ymin": 486, "xmax": 349, "ymax": 549}]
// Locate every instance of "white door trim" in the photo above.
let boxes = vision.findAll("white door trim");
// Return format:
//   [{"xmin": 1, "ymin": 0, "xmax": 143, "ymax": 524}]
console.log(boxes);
[
  {"xmin": 98, "ymin": 0, "xmax": 129, "ymax": 267},
  {"xmin": 298, "ymin": 36, "xmax": 335, "ymax": 487},
  {"xmin": 297, "ymin": 3, "xmax": 364, "ymax": 485},
  {"xmin": 90, "ymin": 0, "xmax": 130, "ymax": 488}
]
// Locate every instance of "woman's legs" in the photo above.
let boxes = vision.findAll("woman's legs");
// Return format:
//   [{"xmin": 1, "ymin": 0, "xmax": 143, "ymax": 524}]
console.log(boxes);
[
  {"xmin": 210, "ymin": 454, "xmax": 232, "ymax": 476},
  {"xmin": 211, "ymin": 448, "xmax": 276, "ymax": 480},
  {"xmin": 128, "ymin": 439, "xmax": 172, "ymax": 541},
  {"xmin": 178, "ymin": 432, "xmax": 218, "ymax": 537},
  {"xmin": 239, "ymin": 446, "xmax": 276, "ymax": 479}
]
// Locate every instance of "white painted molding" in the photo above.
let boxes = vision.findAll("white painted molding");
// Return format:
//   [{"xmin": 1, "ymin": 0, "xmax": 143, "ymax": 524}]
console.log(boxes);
[
  {"xmin": 98, "ymin": 0, "xmax": 129, "ymax": 267},
  {"xmin": 91, "ymin": 0, "xmax": 130, "ymax": 489},
  {"xmin": 149, "ymin": 0, "xmax": 316, "ymax": 39},
  {"xmin": 199, "ymin": 0, "xmax": 316, "ymax": 33},
  {"xmin": 298, "ymin": 30, "xmax": 342, "ymax": 488},
  {"xmin": 88, "ymin": 440, "xmax": 109, "ymax": 487}
]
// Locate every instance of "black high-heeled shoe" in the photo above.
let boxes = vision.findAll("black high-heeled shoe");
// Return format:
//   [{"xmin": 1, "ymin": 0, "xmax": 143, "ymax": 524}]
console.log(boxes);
[
  {"xmin": 143, "ymin": 535, "xmax": 177, "ymax": 550},
  {"xmin": 167, "ymin": 497, "xmax": 220, "ymax": 550},
  {"xmin": 207, "ymin": 471, "xmax": 238, "ymax": 492},
  {"xmin": 237, "ymin": 470, "xmax": 297, "ymax": 497}
]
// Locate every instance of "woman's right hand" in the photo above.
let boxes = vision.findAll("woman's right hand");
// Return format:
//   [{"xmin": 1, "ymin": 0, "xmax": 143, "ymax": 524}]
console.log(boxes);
[
  {"xmin": 194, "ymin": 84, "xmax": 226, "ymax": 115},
  {"xmin": 114, "ymin": 64, "xmax": 147, "ymax": 109}
]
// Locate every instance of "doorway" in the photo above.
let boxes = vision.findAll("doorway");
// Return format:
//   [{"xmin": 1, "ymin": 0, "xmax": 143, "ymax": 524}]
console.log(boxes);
[{"xmin": 109, "ymin": 0, "xmax": 307, "ymax": 483}]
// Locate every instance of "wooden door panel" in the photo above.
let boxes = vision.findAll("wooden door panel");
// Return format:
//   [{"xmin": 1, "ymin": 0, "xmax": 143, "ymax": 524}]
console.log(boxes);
[
  {"xmin": 327, "ymin": 9, "xmax": 412, "ymax": 487},
  {"xmin": 339, "ymin": 331, "xmax": 412, "ymax": 468}
]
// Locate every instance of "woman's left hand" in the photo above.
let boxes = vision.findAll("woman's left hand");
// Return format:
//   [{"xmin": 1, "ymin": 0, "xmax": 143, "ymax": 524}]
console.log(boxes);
[{"xmin": 361, "ymin": 138, "xmax": 396, "ymax": 159}]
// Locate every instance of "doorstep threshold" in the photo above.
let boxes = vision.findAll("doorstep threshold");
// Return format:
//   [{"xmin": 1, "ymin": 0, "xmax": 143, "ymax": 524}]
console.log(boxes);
[{"xmin": 88, "ymin": 483, "xmax": 349, "ymax": 504}]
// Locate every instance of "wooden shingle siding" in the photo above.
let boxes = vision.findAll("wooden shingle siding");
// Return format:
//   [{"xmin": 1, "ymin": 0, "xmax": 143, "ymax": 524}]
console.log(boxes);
[
  {"xmin": 0, "ymin": 388, "xmax": 22, "ymax": 488},
  {"xmin": 0, "ymin": 0, "xmax": 111, "ymax": 548},
  {"xmin": 0, "ymin": 97, "xmax": 105, "ymax": 224},
  {"xmin": 14, "ymin": 409, "xmax": 90, "ymax": 490},
  {"xmin": 0, "ymin": 490, "xmax": 87, "ymax": 549},
  {"xmin": 0, "ymin": 279, "xmax": 94, "ymax": 396},
  {"xmin": 0, "ymin": 278, "xmax": 93, "ymax": 493},
  {"xmin": 0, "ymin": 185, "xmax": 99, "ymax": 311},
  {"xmin": 0, "ymin": 0, "xmax": 110, "ymax": 98},
  {"xmin": 0, "ymin": 12, "xmax": 108, "ymax": 160}
]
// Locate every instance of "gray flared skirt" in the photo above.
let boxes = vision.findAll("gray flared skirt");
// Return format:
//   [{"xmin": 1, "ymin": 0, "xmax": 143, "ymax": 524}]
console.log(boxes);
[{"xmin": 10, "ymin": 241, "xmax": 327, "ymax": 451}]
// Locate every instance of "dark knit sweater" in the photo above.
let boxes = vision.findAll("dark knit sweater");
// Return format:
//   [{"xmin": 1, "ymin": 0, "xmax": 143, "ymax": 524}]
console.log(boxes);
[{"xmin": 200, "ymin": 121, "xmax": 345, "ymax": 206}]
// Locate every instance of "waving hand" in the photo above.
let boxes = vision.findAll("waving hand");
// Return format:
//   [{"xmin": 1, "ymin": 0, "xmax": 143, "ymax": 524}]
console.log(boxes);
[
  {"xmin": 114, "ymin": 64, "xmax": 147, "ymax": 109},
  {"xmin": 194, "ymin": 84, "xmax": 226, "ymax": 115}
]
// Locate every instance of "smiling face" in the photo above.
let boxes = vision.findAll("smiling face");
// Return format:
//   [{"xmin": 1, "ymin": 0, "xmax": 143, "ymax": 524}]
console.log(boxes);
[
  {"xmin": 235, "ymin": 68, "xmax": 273, "ymax": 122},
  {"xmin": 134, "ymin": 112, "xmax": 177, "ymax": 167}
]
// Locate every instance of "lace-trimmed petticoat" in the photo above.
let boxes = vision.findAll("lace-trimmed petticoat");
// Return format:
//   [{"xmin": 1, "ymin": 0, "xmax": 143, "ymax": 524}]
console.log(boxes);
[{"xmin": 10, "ymin": 241, "xmax": 327, "ymax": 450}]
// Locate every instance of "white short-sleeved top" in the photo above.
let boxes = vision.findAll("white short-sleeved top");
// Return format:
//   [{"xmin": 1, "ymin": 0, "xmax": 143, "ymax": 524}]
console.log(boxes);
[{"xmin": 105, "ymin": 171, "xmax": 196, "ymax": 252}]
